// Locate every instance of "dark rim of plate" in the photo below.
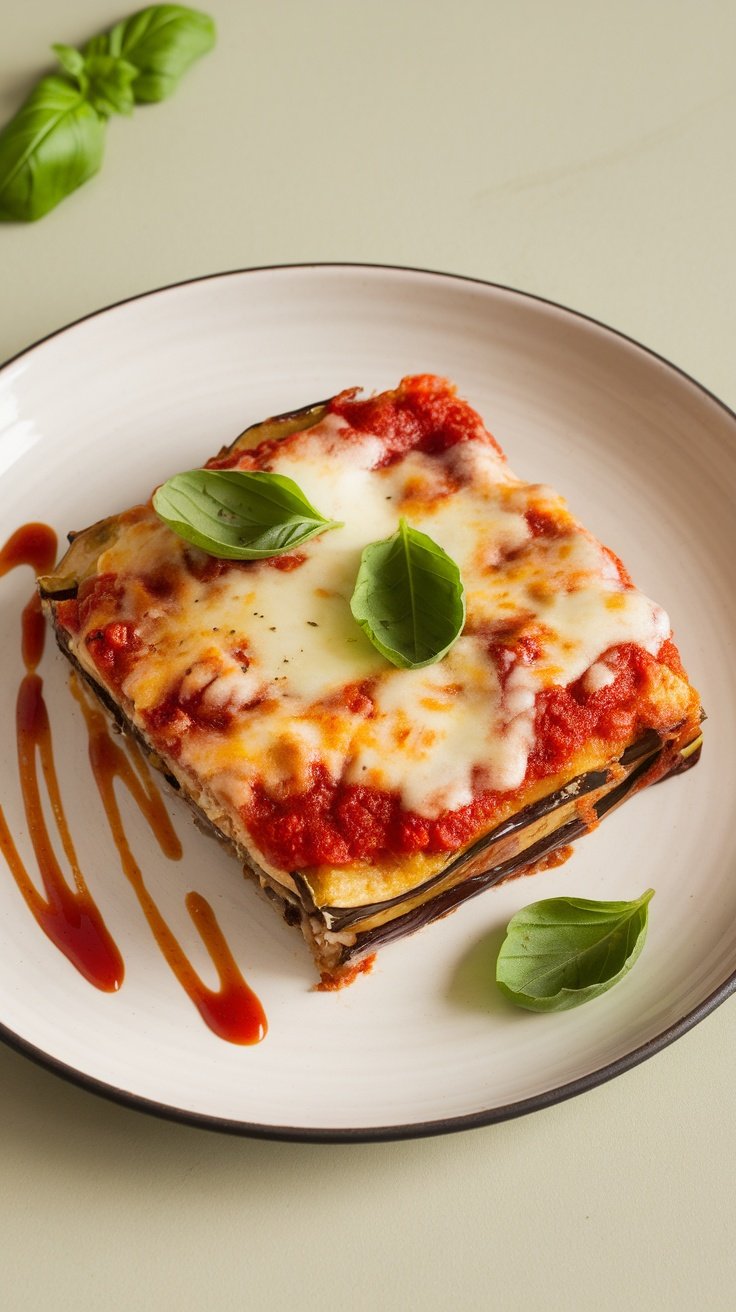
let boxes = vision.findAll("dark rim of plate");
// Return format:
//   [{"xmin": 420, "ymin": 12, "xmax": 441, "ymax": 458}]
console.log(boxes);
[{"xmin": 0, "ymin": 262, "xmax": 734, "ymax": 1144}]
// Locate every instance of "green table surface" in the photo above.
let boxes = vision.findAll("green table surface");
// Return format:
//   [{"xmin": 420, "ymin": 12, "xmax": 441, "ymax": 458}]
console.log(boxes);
[{"xmin": 2, "ymin": 3, "xmax": 735, "ymax": 1309}]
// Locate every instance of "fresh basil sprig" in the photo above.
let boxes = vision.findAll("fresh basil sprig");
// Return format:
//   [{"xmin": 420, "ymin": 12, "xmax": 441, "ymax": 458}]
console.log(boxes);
[
  {"xmin": 350, "ymin": 518, "xmax": 466, "ymax": 669},
  {"xmin": 53, "ymin": 45, "xmax": 139, "ymax": 117},
  {"xmin": 0, "ymin": 5, "xmax": 215, "ymax": 223},
  {"xmin": 496, "ymin": 889, "xmax": 654, "ymax": 1012},
  {"xmin": 153, "ymin": 469, "xmax": 343, "ymax": 560}
]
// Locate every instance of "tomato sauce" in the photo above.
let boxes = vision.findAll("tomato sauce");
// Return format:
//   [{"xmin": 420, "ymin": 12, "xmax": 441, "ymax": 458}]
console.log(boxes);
[
  {"xmin": 525, "ymin": 507, "xmax": 566, "ymax": 538},
  {"xmin": 243, "ymin": 641, "xmax": 680, "ymax": 869},
  {"xmin": 206, "ymin": 375, "xmax": 502, "ymax": 475},
  {"xmin": 329, "ymin": 374, "xmax": 503, "ymax": 466},
  {"xmin": 86, "ymin": 620, "xmax": 142, "ymax": 686},
  {"xmin": 266, "ymin": 551, "xmax": 307, "ymax": 572},
  {"xmin": 142, "ymin": 675, "xmax": 238, "ymax": 747}
]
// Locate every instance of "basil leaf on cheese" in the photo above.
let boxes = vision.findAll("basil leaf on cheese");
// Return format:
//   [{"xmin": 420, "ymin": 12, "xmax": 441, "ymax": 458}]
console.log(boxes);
[
  {"xmin": 350, "ymin": 518, "xmax": 466, "ymax": 669},
  {"xmin": 153, "ymin": 468, "xmax": 342, "ymax": 559},
  {"xmin": 496, "ymin": 889, "xmax": 654, "ymax": 1013}
]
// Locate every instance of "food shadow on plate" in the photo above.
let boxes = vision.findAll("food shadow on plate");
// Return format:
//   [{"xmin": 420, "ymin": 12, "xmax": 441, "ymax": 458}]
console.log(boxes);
[{"xmin": 445, "ymin": 922, "xmax": 512, "ymax": 1017}]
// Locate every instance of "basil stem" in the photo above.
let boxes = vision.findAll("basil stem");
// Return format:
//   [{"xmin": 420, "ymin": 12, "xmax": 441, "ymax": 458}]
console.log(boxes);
[
  {"xmin": 496, "ymin": 889, "xmax": 655, "ymax": 1012},
  {"xmin": 152, "ymin": 468, "xmax": 343, "ymax": 559},
  {"xmin": 350, "ymin": 518, "xmax": 466, "ymax": 670}
]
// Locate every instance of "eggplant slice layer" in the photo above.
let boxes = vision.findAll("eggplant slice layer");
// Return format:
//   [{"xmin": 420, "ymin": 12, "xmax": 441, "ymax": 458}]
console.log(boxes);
[{"xmin": 48, "ymin": 608, "xmax": 701, "ymax": 981}]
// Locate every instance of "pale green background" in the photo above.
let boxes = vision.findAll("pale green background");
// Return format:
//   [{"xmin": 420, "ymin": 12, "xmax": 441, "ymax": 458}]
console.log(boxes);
[{"xmin": 2, "ymin": 2, "xmax": 735, "ymax": 1309}]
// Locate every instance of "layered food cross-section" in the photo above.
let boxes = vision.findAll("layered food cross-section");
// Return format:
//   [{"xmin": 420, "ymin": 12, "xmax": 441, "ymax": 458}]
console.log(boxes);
[{"xmin": 39, "ymin": 376, "xmax": 703, "ymax": 986}]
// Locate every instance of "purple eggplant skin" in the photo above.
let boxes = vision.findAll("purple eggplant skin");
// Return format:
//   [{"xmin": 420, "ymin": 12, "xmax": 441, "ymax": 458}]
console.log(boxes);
[
  {"xmin": 216, "ymin": 400, "xmax": 331, "ymax": 462},
  {"xmin": 36, "ymin": 515, "xmax": 120, "ymax": 600},
  {"xmin": 336, "ymin": 734, "xmax": 698, "ymax": 964},
  {"xmin": 310, "ymin": 733, "xmax": 663, "ymax": 933}
]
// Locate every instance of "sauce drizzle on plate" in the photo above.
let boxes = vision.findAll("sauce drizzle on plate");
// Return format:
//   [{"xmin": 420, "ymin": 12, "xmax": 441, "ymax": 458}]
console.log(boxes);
[
  {"xmin": 0, "ymin": 523, "xmax": 124, "ymax": 991},
  {"xmin": 72, "ymin": 680, "xmax": 267, "ymax": 1045},
  {"xmin": 0, "ymin": 523, "xmax": 267, "ymax": 1044}
]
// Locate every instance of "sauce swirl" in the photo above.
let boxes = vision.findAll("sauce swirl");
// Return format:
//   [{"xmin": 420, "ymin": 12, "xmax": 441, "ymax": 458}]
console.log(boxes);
[
  {"xmin": 72, "ymin": 681, "xmax": 267, "ymax": 1044},
  {"xmin": 0, "ymin": 524, "xmax": 123, "ymax": 990},
  {"xmin": 0, "ymin": 523, "xmax": 267, "ymax": 1044}
]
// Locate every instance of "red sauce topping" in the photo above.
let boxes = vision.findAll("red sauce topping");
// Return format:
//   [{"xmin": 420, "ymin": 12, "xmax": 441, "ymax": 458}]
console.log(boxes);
[
  {"xmin": 600, "ymin": 544, "xmax": 634, "ymax": 590},
  {"xmin": 525, "ymin": 508, "xmax": 565, "ymax": 538},
  {"xmin": 56, "ymin": 573, "xmax": 122, "ymax": 636},
  {"xmin": 142, "ymin": 675, "xmax": 237, "ymax": 745},
  {"xmin": 266, "ymin": 551, "xmax": 306, "ymax": 572},
  {"xmin": 182, "ymin": 547, "xmax": 306, "ymax": 582},
  {"xmin": 208, "ymin": 375, "xmax": 503, "ymax": 474},
  {"xmin": 329, "ymin": 374, "xmax": 502, "ymax": 467},
  {"xmin": 244, "ymin": 643, "xmax": 681, "ymax": 869},
  {"xmin": 86, "ymin": 619, "xmax": 142, "ymax": 687},
  {"xmin": 182, "ymin": 548, "xmax": 228, "ymax": 583}
]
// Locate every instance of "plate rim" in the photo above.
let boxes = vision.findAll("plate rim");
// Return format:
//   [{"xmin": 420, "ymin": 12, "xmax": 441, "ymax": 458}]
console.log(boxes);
[{"xmin": 1, "ymin": 260, "xmax": 734, "ymax": 1142}]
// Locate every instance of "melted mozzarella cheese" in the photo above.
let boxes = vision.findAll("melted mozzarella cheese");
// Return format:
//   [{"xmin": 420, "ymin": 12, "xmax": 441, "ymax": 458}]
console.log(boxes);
[
  {"xmin": 84, "ymin": 415, "xmax": 681, "ymax": 828},
  {"xmin": 347, "ymin": 638, "xmax": 504, "ymax": 811}
]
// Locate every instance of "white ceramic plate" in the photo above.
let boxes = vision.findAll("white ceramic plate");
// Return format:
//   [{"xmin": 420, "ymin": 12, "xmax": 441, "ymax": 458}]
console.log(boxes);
[{"xmin": 0, "ymin": 265, "xmax": 734, "ymax": 1141}]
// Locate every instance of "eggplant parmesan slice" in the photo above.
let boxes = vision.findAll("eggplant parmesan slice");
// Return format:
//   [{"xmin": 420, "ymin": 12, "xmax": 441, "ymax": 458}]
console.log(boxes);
[{"xmin": 41, "ymin": 376, "xmax": 703, "ymax": 986}]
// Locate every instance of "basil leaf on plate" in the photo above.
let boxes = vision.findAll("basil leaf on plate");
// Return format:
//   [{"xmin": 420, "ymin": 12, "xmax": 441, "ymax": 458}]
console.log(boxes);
[
  {"xmin": 153, "ymin": 468, "xmax": 342, "ymax": 559},
  {"xmin": 0, "ymin": 75, "xmax": 106, "ymax": 222},
  {"xmin": 104, "ymin": 5, "xmax": 216, "ymax": 102},
  {"xmin": 496, "ymin": 889, "xmax": 655, "ymax": 1013},
  {"xmin": 350, "ymin": 517, "xmax": 466, "ymax": 669}
]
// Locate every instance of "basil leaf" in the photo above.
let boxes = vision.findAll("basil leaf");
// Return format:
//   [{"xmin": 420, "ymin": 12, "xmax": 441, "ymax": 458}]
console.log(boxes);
[
  {"xmin": 0, "ymin": 76, "xmax": 106, "ymax": 223},
  {"xmin": 82, "ymin": 55, "xmax": 139, "ymax": 118},
  {"xmin": 83, "ymin": 35, "xmax": 110, "ymax": 60},
  {"xmin": 52, "ymin": 44, "xmax": 87, "ymax": 80},
  {"xmin": 106, "ymin": 5, "xmax": 216, "ymax": 102},
  {"xmin": 152, "ymin": 469, "xmax": 342, "ymax": 559},
  {"xmin": 496, "ymin": 889, "xmax": 655, "ymax": 1012},
  {"xmin": 350, "ymin": 518, "xmax": 465, "ymax": 669}
]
